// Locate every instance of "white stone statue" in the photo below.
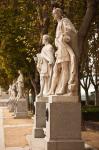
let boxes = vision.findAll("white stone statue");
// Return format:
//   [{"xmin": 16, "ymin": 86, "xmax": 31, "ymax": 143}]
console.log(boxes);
[
  {"xmin": 48, "ymin": 8, "xmax": 78, "ymax": 96},
  {"xmin": 11, "ymin": 80, "xmax": 17, "ymax": 100},
  {"xmin": 16, "ymin": 70, "xmax": 24, "ymax": 99},
  {"xmin": 8, "ymin": 84, "xmax": 12, "ymax": 100},
  {"xmin": 8, "ymin": 80, "xmax": 17, "ymax": 111},
  {"xmin": 36, "ymin": 34, "xmax": 55, "ymax": 97}
]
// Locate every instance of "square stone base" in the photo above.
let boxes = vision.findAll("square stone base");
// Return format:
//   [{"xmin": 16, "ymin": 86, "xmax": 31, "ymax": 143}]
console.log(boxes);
[
  {"xmin": 8, "ymin": 100, "xmax": 15, "ymax": 112},
  {"xmin": 27, "ymin": 136, "xmax": 86, "ymax": 150},
  {"xmin": 45, "ymin": 139, "xmax": 84, "ymax": 150},
  {"xmin": 14, "ymin": 98, "xmax": 28, "ymax": 118},
  {"xmin": 46, "ymin": 97, "xmax": 81, "ymax": 140},
  {"xmin": 33, "ymin": 128, "xmax": 45, "ymax": 138},
  {"xmin": 33, "ymin": 96, "xmax": 48, "ymax": 138},
  {"xmin": 45, "ymin": 96, "xmax": 84, "ymax": 150},
  {"xmin": 14, "ymin": 112, "xmax": 28, "ymax": 118},
  {"xmin": 30, "ymin": 96, "xmax": 85, "ymax": 150}
]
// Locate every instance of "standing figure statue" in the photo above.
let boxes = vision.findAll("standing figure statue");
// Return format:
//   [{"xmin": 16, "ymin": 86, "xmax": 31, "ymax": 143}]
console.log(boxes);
[
  {"xmin": 11, "ymin": 80, "xmax": 17, "ymax": 100},
  {"xmin": 48, "ymin": 8, "xmax": 78, "ymax": 96},
  {"xmin": 8, "ymin": 80, "xmax": 17, "ymax": 112},
  {"xmin": 8, "ymin": 84, "xmax": 12, "ymax": 100},
  {"xmin": 16, "ymin": 70, "xmax": 24, "ymax": 99},
  {"xmin": 36, "ymin": 34, "xmax": 55, "ymax": 97}
]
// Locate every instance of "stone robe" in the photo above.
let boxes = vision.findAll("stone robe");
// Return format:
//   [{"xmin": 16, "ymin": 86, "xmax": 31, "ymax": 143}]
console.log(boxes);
[
  {"xmin": 55, "ymin": 18, "xmax": 78, "ymax": 94},
  {"xmin": 37, "ymin": 43, "xmax": 55, "ymax": 95},
  {"xmin": 17, "ymin": 73, "xmax": 24, "ymax": 99}
]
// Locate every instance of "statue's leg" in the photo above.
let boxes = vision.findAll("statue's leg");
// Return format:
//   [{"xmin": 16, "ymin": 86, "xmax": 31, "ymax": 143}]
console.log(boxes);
[
  {"xmin": 18, "ymin": 87, "xmax": 22, "ymax": 99},
  {"xmin": 68, "ymin": 54, "xmax": 78, "ymax": 96},
  {"xmin": 67, "ymin": 48, "xmax": 76, "ymax": 85},
  {"xmin": 56, "ymin": 62, "xmax": 69, "ymax": 95},
  {"xmin": 48, "ymin": 66, "xmax": 53, "ymax": 91},
  {"xmin": 47, "ymin": 63, "xmax": 60, "ymax": 95},
  {"xmin": 37, "ymin": 76, "xmax": 45, "ymax": 97},
  {"xmin": 44, "ymin": 77, "xmax": 49, "ymax": 95}
]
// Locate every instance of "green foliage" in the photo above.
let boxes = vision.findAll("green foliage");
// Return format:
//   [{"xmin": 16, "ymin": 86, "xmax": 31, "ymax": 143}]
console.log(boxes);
[
  {"xmin": 0, "ymin": 0, "xmax": 98, "ymax": 92},
  {"xmin": 0, "ymin": 68, "xmax": 9, "ymax": 90},
  {"xmin": 82, "ymin": 106, "xmax": 99, "ymax": 113}
]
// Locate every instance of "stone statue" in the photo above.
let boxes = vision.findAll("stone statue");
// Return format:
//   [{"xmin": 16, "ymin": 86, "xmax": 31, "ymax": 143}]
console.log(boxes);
[
  {"xmin": 16, "ymin": 70, "xmax": 24, "ymax": 99},
  {"xmin": 8, "ymin": 80, "xmax": 17, "ymax": 112},
  {"xmin": 11, "ymin": 80, "xmax": 17, "ymax": 100},
  {"xmin": 8, "ymin": 84, "xmax": 12, "ymax": 100},
  {"xmin": 48, "ymin": 8, "xmax": 78, "ymax": 96},
  {"xmin": 36, "ymin": 34, "xmax": 55, "ymax": 97}
]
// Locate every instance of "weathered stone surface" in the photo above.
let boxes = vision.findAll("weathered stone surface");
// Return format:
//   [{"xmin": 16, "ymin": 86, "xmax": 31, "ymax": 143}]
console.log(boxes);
[
  {"xmin": 45, "ymin": 96, "xmax": 84, "ymax": 150},
  {"xmin": 8, "ymin": 100, "xmax": 15, "ymax": 112},
  {"xmin": 0, "ymin": 108, "xmax": 5, "ymax": 150},
  {"xmin": 45, "ymin": 140, "xmax": 84, "ymax": 150},
  {"xmin": 33, "ymin": 96, "xmax": 48, "ymax": 138},
  {"xmin": 14, "ymin": 98, "xmax": 28, "ymax": 118}
]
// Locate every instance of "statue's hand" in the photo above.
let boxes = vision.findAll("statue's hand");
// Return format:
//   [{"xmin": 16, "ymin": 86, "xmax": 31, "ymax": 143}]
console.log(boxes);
[
  {"xmin": 48, "ymin": 61, "xmax": 52, "ymax": 65},
  {"xmin": 63, "ymin": 34, "xmax": 70, "ymax": 43}
]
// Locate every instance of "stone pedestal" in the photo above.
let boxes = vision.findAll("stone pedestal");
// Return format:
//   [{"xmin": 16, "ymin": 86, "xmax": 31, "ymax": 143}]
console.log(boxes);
[
  {"xmin": 14, "ymin": 98, "xmax": 28, "ymax": 118},
  {"xmin": 45, "ymin": 95, "xmax": 84, "ymax": 150},
  {"xmin": 8, "ymin": 100, "xmax": 15, "ymax": 112},
  {"xmin": 33, "ymin": 96, "xmax": 48, "ymax": 138}
]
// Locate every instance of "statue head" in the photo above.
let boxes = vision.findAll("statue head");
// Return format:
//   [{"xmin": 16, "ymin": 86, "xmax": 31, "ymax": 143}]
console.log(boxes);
[
  {"xmin": 42, "ymin": 34, "xmax": 51, "ymax": 45},
  {"xmin": 13, "ymin": 80, "xmax": 16, "ymax": 84},
  {"xmin": 18, "ymin": 70, "xmax": 22, "ymax": 75},
  {"xmin": 52, "ymin": 8, "xmax": 63, "ymax": 21}
]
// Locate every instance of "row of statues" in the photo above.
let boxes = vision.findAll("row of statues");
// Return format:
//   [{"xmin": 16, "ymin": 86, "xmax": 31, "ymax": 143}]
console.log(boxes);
[
  {"xmin": 8, "ymin": 71, "xmax": 28, "ymax": 118},
  {"xmin": 8, "ymin": 70, "xmax": 24, "ymax": 101},
  {"xmin": 8, "ymin": 8, "xmax": 78, "ymax": 99},
  {"xmin": 36, "ymin": 8, "xmax": 78, "ymax": 97}
]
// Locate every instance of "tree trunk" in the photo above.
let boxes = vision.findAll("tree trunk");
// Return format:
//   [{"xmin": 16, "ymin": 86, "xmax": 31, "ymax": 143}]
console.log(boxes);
[
  {"xmin": 78, "ymin": 69, "xmax": 81, "ymax": 102},
  {"xmin": 78, "ymin": 0, "xmax": 96, "ymax": 58},
  {"xmin": 28, "ymin": 73, "xmax": 39, "ymax": 96},
  {"xmin": 85, "ymin": 88, "xmax": 90, "ymax": 105},
  {"xmin": 94, "ymin": 86, "xmax": 99, "ymax": 106},
  {"xmin": 78, "ymin": 0, "xmax": 96, "ymax": 103}
]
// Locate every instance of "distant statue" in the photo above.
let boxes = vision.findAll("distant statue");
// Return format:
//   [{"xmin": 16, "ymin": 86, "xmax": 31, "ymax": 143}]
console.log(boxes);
[
  {"xmin": 16, "ymin": 70, "xmax": 24, "ymax": 99},
  {"xmin": 11, "ymin": 80, "xmax": 17, "ymax": 100},
  {"xmin": 8, "ymin": 80, "xmax": 17, "ymax": 111},
  {"xmin": 36, "ymin": 34, "xmax": 55, "ymax": 97},
  {"xmin": 8, "ymin": 84, "xmax": 12, "ymax": 100},
  {"xmin": 48, "ymin": 8, "xmax": 78, "ymax": 96}
]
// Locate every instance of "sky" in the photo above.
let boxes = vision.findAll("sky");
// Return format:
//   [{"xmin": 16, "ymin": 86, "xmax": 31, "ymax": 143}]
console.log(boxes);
[{"xmin": 81, "ymin": 84, "xmax": 94, "ymax": 95}]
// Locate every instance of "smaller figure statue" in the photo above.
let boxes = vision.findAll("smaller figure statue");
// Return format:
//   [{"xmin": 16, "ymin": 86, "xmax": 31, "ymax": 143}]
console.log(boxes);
[
  {"xmin": 8, "ymin": 80, "xmax": 17, "ymax": 111},
  {"xmin": 16, "ymin": 70, "xmax": 24, "ymax": 99},
  {"xmin": 36, "ymin": 34, "xmax": 55, "ymax": 97},
  {"xmin": 8, "ymin": 84, "xmax": 12, "ymax": 100},
  {"xmin": 11, "ymin": 80, "xmax": 17, "ymax": 100}
]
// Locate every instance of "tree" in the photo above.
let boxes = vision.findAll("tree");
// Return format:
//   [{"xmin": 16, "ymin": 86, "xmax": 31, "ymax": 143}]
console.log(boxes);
[
  {"xmin": 80, "ymin": 57, "xmax": 91, "ymax": 105},
  {"xmin": 0, "ymin": 0, "xmax": 99, "ymax": 99},
  {"xmin": 89, "ymin": 21, "xmax": 99, "ymax": 105},
  {"xmin": 78, "ymin": 0, "xmax": 97, "ymax": 57}
]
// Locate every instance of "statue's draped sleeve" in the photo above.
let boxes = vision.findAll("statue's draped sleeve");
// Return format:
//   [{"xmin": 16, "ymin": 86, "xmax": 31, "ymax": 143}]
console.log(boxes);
[
  {"xmin": 41, "ymin": 46, "xmax": 54, "ymax": 64},
  {"xmin": 62, "ymin": 18, "xmax": 79, "ymax": 59}
]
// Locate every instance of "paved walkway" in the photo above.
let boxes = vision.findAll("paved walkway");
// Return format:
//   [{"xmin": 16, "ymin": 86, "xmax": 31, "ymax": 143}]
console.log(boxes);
[
  {"xmin": 0, "ymin": 107, "xmax": 31, "ymax": 150},
  {"xmin": 4, "ymin": 124, "xmax": 32, "ymax": 128},
  {"xmin": 0, "ymin": 99, "xmax": 9, "ymax": 107},
  {"xmin": 0, "ymin": 108, "xmax": 5, "ymax": 150},
  {"xmin": 6, "ymin": 147, "xmax": 29, "ymax": 150}
]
